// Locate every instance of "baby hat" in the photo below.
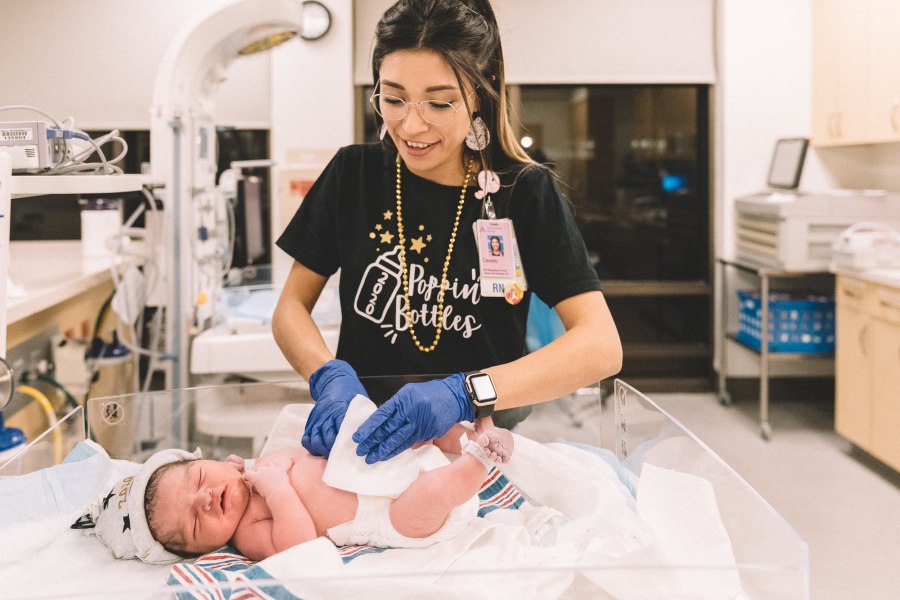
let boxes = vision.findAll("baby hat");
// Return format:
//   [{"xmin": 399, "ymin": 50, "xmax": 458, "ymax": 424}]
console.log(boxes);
[{"xmin": 76, "ymin": 447, "xmax": 202, "ymax": 564}]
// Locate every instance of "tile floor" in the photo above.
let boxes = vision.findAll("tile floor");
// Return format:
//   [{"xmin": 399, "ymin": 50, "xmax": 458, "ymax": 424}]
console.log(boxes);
[{"xmin": 517, "ymin": 384, "xmax": 900, "ymax": 600}]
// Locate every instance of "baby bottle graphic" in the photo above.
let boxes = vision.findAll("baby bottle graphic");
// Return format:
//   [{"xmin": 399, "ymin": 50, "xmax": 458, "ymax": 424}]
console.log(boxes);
[{"xmin": 354, "ymin": 245, "xmax": 402, "ymax": 324}]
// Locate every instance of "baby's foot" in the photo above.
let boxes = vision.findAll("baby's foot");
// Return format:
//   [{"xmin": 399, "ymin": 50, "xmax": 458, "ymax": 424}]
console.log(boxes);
[{"xmin": 476, "ymin": 427, "xmax": 514, "ymax": 464}]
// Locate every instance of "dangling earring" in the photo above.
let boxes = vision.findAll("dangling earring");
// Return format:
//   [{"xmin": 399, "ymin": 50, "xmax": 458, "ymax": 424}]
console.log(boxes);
[
  {"xmin": 465, "ymin": 114, "xmax": 490, "ymax": 151},
  {"xmin": 379, "ymin": 123, "xmax": 388, "ymax": 141}
]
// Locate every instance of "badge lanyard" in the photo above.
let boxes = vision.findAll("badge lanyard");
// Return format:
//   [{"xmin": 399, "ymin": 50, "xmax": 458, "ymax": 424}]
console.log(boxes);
[{"xmin": 472, "ymin": 170, "xmax": 528, "ymax": 304}]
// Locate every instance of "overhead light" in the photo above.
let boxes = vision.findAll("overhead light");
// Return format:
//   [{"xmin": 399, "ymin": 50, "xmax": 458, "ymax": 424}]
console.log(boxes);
[
  {"xmin": 238, "ymin": 25, "xmax": 298, "ymax": 55},
  {"xmin": 520, "ymin": 135, "xmax": 534, "ymax": 149}
]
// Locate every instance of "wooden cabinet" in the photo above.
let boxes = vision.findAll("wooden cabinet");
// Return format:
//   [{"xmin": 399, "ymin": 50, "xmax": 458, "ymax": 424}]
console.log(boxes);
[
  {"xmin": 835, "ymin": 273, "xmax": 900, "ymax": 471},
  {"xmin": 811, "ymin": 0, "xmax": 871, "ymax": 146},
  {"xmin": 813, "ymin": 0, "xmax": 900, "ymax": 146},
  {"xmin": 834, "ymin": 278, "xmax": 872, "ymax": 444},
  {"xmin": 869, "ymin": 287, "xmax": 900, "ymax": 468},
  {"xmin": 867, "ymin": 0, "xmax": 900, "ymax": 142}
]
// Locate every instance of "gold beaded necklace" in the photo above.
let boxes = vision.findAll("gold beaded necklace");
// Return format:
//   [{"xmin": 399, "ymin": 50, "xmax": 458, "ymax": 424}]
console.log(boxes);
[{"xmin": 395, "ymin": 154, "xmax": 474, "ymax": 353}]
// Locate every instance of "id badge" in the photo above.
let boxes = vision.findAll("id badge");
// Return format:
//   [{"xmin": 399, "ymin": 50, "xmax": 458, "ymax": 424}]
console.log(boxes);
[{"xmin": 474, "ymin": 218, "xmax": 528, "ymax": 304}]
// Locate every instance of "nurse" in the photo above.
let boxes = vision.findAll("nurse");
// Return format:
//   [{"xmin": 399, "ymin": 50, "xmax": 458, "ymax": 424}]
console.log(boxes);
[{"xmin": 272, "ymin": 0, "xmax": 622, "ymax": 463}]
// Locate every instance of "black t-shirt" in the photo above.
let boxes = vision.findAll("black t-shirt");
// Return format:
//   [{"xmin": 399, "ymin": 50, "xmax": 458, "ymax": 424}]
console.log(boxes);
[{"xmin": 276, "ymin": 143, "xmax": 600, "ymax": 377}]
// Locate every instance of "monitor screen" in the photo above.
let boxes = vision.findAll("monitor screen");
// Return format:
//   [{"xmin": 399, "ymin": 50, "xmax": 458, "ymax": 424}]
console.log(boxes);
[
  {"xmin": 766, "ymin": 138, "xmax": 809, "ymax": 190},
  {"xmin": 237, "ymin": 175, "xmax": 267, "ymax": 265}
]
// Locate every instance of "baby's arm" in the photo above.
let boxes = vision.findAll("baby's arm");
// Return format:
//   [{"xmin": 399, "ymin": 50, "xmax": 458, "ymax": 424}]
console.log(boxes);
[
  {"xmin": 236, "ymin": 455, "xmax": 316, "ymax": 560},
  {"xmin": 431, "ymin": 417, "xmax": 498, "ymax": 454}
]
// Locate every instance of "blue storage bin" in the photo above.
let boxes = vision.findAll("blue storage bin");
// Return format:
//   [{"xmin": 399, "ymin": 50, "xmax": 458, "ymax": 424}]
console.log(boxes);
[{"xmin": 736, "ymin": 289, "xmax": 835, "ymax": 354}]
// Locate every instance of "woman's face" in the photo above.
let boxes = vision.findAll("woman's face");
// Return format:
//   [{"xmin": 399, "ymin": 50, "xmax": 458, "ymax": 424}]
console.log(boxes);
[
  {"xmin": 490, "ymin": 237, "xmax": 500, "ymax": 251},
  {"xmin": 378, "ymin": 49, "xmax": 475, "ymax": 185}
]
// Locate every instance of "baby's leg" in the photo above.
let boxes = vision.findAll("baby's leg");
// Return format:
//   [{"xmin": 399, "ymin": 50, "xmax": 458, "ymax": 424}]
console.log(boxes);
[{"xmin": 388, "ymin": 422, "xmax": 514, "ymax": 539}]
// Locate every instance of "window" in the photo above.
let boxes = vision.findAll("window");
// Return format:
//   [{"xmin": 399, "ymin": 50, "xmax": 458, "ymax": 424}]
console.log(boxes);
[{"xmin": 359, "ymin": 84, "xmax": 713, "ymax": 388}]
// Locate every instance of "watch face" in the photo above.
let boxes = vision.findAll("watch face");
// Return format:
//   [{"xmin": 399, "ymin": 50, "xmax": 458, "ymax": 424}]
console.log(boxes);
[{"xmin": 470, "ymin": 374, "xmax": 497, "ymax": 403}]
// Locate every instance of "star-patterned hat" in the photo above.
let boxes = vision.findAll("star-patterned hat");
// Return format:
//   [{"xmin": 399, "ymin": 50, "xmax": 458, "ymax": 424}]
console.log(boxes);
[{"xmin": 86, "ymin": 447, "xmax": 201, "ymax": 564}]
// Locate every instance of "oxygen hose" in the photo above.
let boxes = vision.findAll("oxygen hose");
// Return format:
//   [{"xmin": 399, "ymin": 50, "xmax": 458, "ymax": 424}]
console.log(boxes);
[{"xmin": 16, "ymin": 385, "xmax": 63, "ymax": 465}]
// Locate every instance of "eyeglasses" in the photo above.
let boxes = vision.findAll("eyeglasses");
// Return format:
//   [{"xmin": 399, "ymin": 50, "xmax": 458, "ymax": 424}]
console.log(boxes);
[{"xmin": 370, "ymin": 91, "xmax": 475, "ymax": 126}]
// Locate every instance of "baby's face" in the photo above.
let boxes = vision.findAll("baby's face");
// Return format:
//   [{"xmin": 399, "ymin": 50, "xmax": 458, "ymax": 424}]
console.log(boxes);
[{"xmin": 151, "ymin": 459, "xmax": 251, "ymax": 554}]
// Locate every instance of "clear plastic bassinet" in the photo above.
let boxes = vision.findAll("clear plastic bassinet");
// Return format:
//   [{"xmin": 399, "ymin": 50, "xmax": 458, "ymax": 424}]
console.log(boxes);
[{"xmin": 0, "ymin": 378, "xmax": 809, "ymax": 599}]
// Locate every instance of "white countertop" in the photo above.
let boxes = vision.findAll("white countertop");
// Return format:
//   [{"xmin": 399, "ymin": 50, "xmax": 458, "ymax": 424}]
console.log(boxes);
[
  {"xmin": 6, "ymin": 240, "xmax": 114, "ymax": 324},
  {"xmin": 10, "ymin": 174, "xmax": 147, "ymax": 198},
  {"xmin": 834, "ymin": 266, "xmax": 900, "ymax": 289}
]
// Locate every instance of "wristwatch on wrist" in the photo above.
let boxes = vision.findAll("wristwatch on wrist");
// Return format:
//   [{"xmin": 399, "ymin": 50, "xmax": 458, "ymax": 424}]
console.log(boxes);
[{"xmin": 465, "ymin": 371, "xmax": 498, "ymax": 419}]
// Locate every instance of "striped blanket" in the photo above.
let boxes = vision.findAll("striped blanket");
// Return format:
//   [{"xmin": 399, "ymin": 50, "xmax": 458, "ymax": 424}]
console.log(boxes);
[{"xmin": 169, "ymin": 467, "xmax": 525, "ymax": 599}]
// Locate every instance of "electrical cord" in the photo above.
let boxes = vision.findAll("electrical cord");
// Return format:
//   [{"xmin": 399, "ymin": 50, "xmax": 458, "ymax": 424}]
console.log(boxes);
[
  {"xmin": 92, "ymin": 291, "xmax": 115, "ymax": 345},
  {"xmin": 16, "ymin": 385, "xmax": 63, "ymax": 465},
  {"xmin": 105, "ymin": 184, "xmax": 169, "ymax": 363},
  {"xmin": 0, "ymin": 104, "xmax": 127, "ymax": 175},
  {"xmin": 20, "ymin": 373, "xmax": 80, "ymax": 410},
  {"xmin": 44, "ymin": 129, "xmax": 127, "ymax": 175}
]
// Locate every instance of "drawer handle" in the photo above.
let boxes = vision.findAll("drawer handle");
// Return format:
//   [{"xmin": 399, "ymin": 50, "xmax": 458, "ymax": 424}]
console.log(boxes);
[{"xmin": 843, "ymin": 288, "xmax": 864, "ymax": 300}]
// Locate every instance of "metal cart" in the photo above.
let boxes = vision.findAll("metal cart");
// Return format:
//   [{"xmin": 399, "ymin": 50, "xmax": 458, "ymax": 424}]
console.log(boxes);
[{"xmin": 717, "ymin": 257, "xmax": 835, "ymax": 439}]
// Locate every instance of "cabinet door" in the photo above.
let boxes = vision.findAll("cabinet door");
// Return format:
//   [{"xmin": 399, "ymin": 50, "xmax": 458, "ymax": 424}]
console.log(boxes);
[
  {"xmin": 811, "ymin": 0, "xmax": 872, "ymax": 146},
  {"xmin": 867, "ymin": 0, "xmax": 900, "ymax": 142},
  {"xmin": 811, "ymin": 0, "xmax": 840, "ymax": 145},
  {"xmin": 835, "ymin": 304, "xmax": 872, "ymax": 447},
  {"xmin": 870, "ymin": 314, "xmax": 900, "ymax": 471}
]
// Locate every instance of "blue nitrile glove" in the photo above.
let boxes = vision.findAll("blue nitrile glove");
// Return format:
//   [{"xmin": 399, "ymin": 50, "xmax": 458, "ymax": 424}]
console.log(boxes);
[
  {"xmin": 303, "ymin": 359, "xmax": 368, "ymax": 458},
  {"xmin": 351, "ymin": 373, "xmax": 476, "ymax": 464}
]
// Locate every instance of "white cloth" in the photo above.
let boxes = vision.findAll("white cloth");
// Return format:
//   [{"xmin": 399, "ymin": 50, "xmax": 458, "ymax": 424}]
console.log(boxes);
[
  {"xmin": 0, "ymin": 440, "xmax": 113, "ymax": 564},
  {"xmin": 326, "ymin": 493, "xmax": 479, "ymax": 549},
  {"xmin": 322, "ymin": 394, "xmax": 448, "ymax": 498},
  {"xmin": 636, "ymin": 463, "xmax": 744, "ymax": 597}
]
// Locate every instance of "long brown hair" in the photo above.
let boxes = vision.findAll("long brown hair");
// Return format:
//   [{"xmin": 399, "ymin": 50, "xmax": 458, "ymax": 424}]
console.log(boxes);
[{"xmin": 371, "ymin": 0, "xmax": 535, "ymax": 177}]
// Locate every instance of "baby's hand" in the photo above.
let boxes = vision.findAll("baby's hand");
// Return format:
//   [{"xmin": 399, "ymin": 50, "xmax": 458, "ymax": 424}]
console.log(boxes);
[{"xmin": 243, "ymin": 456, "xmax": 294, "ymax": 498}]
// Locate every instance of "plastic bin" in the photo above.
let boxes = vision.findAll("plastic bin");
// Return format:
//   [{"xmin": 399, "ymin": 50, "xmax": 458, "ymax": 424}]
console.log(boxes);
[{"xmin": 737, "ymin": 289, "xmax": 835, "ymax": 353}]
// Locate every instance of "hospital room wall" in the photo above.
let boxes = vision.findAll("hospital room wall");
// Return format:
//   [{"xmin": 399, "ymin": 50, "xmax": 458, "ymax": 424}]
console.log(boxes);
[
  {"xmin": 0, "ymin": 0, "xmax": 272, "ymax": 129},
  {"xmin": 713, "ymin": 0, "xmax": 900, "ymax": 373},
  {"xmin": 714, "ymin": 0, "xmax": 897, "ymax": 259},
  {"xmin": 269, "ymin": 0, "xmax": 355, "ymax": 287}
]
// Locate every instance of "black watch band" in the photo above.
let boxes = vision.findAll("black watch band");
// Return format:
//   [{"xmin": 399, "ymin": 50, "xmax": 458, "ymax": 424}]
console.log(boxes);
[{"xmin": 465, "ymin": 371, "xmax": 498, "ymax": 419}]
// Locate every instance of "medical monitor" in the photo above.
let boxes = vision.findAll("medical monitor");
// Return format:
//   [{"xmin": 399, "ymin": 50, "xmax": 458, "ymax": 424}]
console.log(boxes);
[
  {"xmin": 236, "ymin": 175, "xmax": 267, "ymax": 265},
  {"xmin": 766, "ymin": 137, "xmax": 808, "ymax": 190}
]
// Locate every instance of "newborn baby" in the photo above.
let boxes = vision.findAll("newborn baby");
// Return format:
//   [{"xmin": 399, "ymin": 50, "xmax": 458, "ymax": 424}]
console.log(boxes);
[{"xmin": 84, "ymin": 418, "xmax": 513, "ymax": 563}]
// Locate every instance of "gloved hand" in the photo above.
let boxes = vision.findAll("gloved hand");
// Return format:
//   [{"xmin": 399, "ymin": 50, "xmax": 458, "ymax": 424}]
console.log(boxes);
[
  {"xmin": 303, "ymin": 359, "xmax": 368, "ymax": 458},
  {"xmin": 352, "ymin": 373, "xmax": 475, "ymax": 464}
]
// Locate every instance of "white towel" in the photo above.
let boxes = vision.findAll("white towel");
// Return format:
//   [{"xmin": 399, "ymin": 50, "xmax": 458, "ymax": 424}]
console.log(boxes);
[
  {"xmin": 635, "ymin": 463, "xmax": 744, "ymax": 598},
  {"xmin": 0, "ymin": 440, "xmax": 116, "ymax": 564},
  {"xmin": 322, "ymin": 394, "xmax": 449, "ymax": 498}
]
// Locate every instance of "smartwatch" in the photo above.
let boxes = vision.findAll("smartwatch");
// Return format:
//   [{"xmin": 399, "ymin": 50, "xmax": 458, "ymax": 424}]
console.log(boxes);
[{"xmin": 465, "ymin": 371, "xmax": 498, "ymax": 419}]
